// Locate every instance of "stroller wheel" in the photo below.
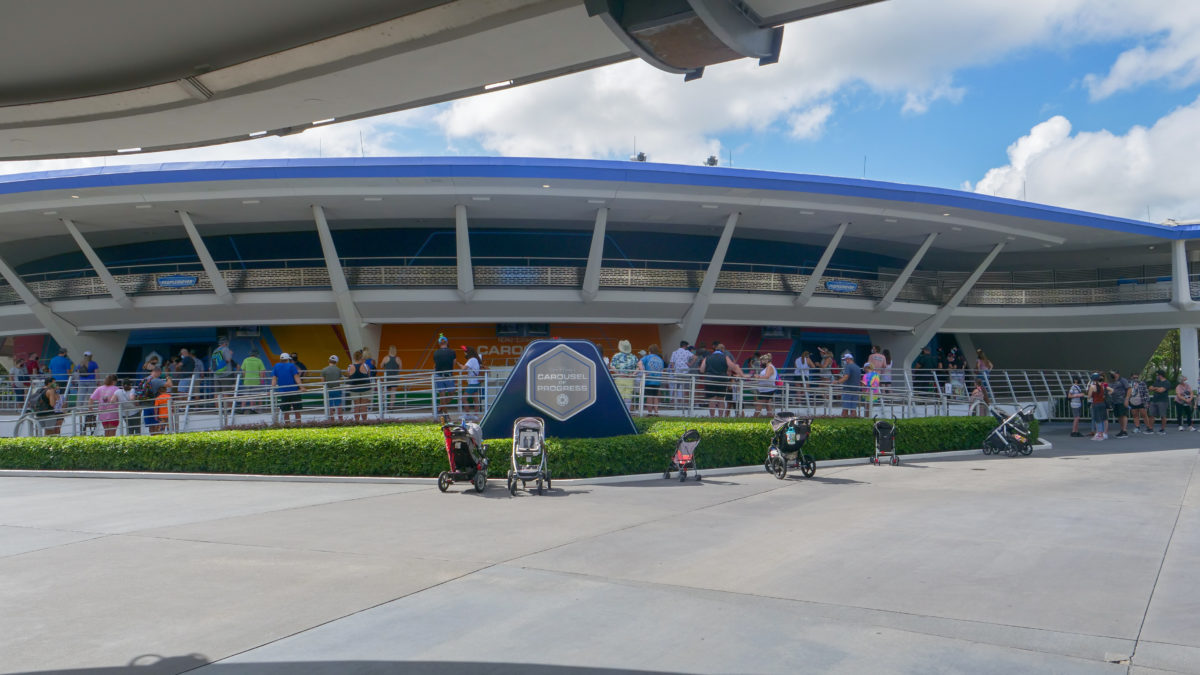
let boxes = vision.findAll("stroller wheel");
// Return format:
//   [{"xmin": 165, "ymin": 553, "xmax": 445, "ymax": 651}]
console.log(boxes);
[
  {"xmin": 1020, "ymin": 442, "xmax": 1033, "ymax": 456},
  {"xmin": 437, "ymin": 471, "xmax": 451, "ymax": 493},
  {"xmin": 507, "ymin": 475, "xmax": 518, "ymax": 496},
  {"xmin": 800, "ymin": 458, "xmax": 816, "ymax": 478},
  {"xmin": 546, "ymin": 470, "xmax": 551, "ymax": 490},
  {"xmin": 694, "ymin": 473, "xmax": 701, "ymax": 482},
  {"xmin": 679, "ymin": 471, "xmax": 687, "ymax": 483},
  {"xmin": 771, "ymin": 456, "xmax": 787, "ymax": 479},
  {"xmin": 473, "ymin": 471, "xmax": 487, "ymax": 493},
  {"xmin": 764, "ymin": 461, "xmax": 772, "ymax": 474},
  {"xmin": 891, "ymin": 455, "xmax": 899, "ymax": 465},
  {"xmin": 536, "ymin": 479, "xmax": 543, "ymax": 495},
  {"xmin": 663, "ymin": 471, "xmax": 671, "ymax": 480}
]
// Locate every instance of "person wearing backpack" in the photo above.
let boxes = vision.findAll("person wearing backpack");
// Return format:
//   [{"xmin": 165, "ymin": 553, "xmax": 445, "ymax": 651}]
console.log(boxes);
[
  {"xmin": 1086, "ymin": 372, "xmax": 1109, "ymax": 440},
  {"xmin": 31, "ymin": 378, "xmax": 62, "ymax": 436},
  {"xmin": 1067, "ymin": 377, "xmax": 1085, "ymax": 437},
  {"xmin": 210, "ymin": 336, "xmax": 236, "ymax": 398},
  {"xmin": 1107, "ymin": 371, "xmax": 1131, "ymax": 438}
]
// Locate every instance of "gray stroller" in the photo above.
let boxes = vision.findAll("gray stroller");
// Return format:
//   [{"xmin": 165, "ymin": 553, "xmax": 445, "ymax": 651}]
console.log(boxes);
[{"xmin": 508, "ymin": 416, "xmax": 551, "ymax": 495}]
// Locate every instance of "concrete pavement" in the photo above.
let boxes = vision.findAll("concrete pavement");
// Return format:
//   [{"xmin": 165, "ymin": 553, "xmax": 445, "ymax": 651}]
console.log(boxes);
[{"xmin": 1, "ymin": 425, "xmax": 1197, "ymax": 674}]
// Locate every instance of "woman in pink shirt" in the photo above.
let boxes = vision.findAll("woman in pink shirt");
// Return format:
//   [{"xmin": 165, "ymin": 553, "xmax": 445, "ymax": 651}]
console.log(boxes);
[{"xmin": 89, "ymin": 374, "xmax": 122, "ymax": 437}]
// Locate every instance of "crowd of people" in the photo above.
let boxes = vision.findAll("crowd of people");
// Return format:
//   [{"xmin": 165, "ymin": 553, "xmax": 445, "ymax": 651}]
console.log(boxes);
[{"xmin": 1068, "ymin": 369, "xmax": 1195, "ymax": 440}]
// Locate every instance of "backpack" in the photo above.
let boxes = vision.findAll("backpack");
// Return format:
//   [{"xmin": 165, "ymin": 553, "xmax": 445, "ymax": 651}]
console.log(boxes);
[
  {"xmin": 31, "ymin": 387, "xmax": 52, "ymax": 413},
  {"xmin": 135, "ymin": 378, "xmax": 155, "ymax": 401},
  {"xmin": 211, "ymin": 348, "xmax": 227, "ymax": 372}
]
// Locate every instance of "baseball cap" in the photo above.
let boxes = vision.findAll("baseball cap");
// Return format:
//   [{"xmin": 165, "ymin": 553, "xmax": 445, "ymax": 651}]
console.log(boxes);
[
  {"xmin": 83, "ymin": 350, "xmax": 92, "ymax": 356},
  {"xmin": 280, "ymin": 353, "xmax": 291, "ymax": 360},
  {"xmin": 841, "ymin": 352, "xmax": 854, "ymax": 361},
  {"xmin": 329, "ymin": 355, "xmax": 339, "ymax": 363}
]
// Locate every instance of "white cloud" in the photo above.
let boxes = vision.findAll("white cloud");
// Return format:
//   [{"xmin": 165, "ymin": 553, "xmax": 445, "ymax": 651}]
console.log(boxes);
[
  {"xmin": 968, "ymin": 96, "xmax": 1200, "ymax": 221},
  {"xmin": 788, "ymin": 103, "xmax": 834, "ymax": 140},
  {"xmin": 1082, "ymin": 3, "xmax": 1200, "ymax": 99}
]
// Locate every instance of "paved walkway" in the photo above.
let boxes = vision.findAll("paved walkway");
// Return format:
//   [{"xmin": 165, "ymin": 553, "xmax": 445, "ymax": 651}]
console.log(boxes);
[{"xmin": 1, "ymin": 425, "xmax": 1197, "ymax": 674}]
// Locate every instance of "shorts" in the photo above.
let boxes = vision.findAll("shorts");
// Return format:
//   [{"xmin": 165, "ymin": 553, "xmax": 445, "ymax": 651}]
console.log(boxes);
[
  {"xmin": 464, "ymin": 385, "xmax": 482, "ymax": 399},
  {"xmin": 756, "ymin": 390, "xmax": 776, "ymax": 402},
  {"xmin": 435, "ymin": 375, "xmax": 454, "ymax": 392},
  {"xmin": 36, "ymin": 413, "xmax": 57, "ymax": 429},
  {"xmin": 643, "ymin": 383, "xmax": 660, "ymax": 398},
  {"xmin": 101, "ymin": 420, "xmax": 118, "ymax": 430},
  {"xmin": 280, "ymin": 393, "xmax": 302, "ymax": 412},
  {"xmin": 328, "ymin": 390, "xmax": 344, "ymax": 408},
  {"xmin": 1148, "ymin": 400, "xmax": 1169, "ymax": 418},
  {"xmin": 1070, "ymin": 404, "xmax": 1082, "ymax": 417},
  {"xmin": 350, "ymin": 388, "xmax": 371, "ymax": 404},
  {"xmin": 615, "ymin": 376, "xmax": 635, "ymax": 399},
  {"xmin": 842, "ymin": 392, "xmax": 860, "ymax": 409},
  {"xmin": 705, "ymin": 381, "xmax": 728, "ymax": 399},
  {"xmin": 1111, "ymin": 403, "xmax": 1129, "ymax": 417},
  {"xmin": 1130, "ymin": 403, "xmax": 1145, "ymax": 411}
]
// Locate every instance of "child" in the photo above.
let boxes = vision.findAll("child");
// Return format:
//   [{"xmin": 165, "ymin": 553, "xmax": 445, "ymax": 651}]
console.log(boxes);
[{"xmin": 152, "ymin": 384, "xmax": 172, "ymax": 434}]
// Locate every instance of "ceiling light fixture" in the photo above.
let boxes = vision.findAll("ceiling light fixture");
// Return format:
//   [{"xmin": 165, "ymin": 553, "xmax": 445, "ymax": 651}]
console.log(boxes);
[
  {"xmin": 42, "ymin": 210, "xmax": 57, "ymax": 215},
  {"xmin": 587, "ymin": 199, "xmax": 606, "ymax": 204},
  {"xmin": 951, "ymin": 226, "xmax": 962, "ymax": 231},
  {"xmin": 942, "ymin": 212, "xmax": 951, "ymax": 216},
  {"xmin": 312, "ymin": 118, "xmax": 335, "ymax": 125},
  {"xmin": 117, "ymin": 147, "xmax": 141, "ymax": 153},
  {"xmin": 884, "ymin": 218, "xmax": 898, "ymax": 223},
  {"xmin": 484, "ymin": 80, "xmax": 513, "ymax": 90},
  {"xmin": 248, "ymin": 130, "xmax": 268, "ymax": 137},
  {"xmin": 135, "ymin": 204, "xmax": 153, "ymax": 209},
  {"xmin": 363, "ymin": 197, "xmax": 383, "ymax": 202},
  {"xmin": 701, "ymin": 204, "xmax": 719, "ymax": 209},
  {"xmin": 798, "ymin": 210, "xmax": 815, "ymax": 215},
  {"xmin": 242, "ymin": 199, "xmax": 260, "ymax": 205},
  {"xmin": 472, "ymin": 196, "xmax": 491, "ymax": 202},
  {"xmin": 70, "ymin": 195, "xmax": 80, "ymax": 199},
  {"xmin": 542, "ymin": 184, "xmax": 551, "ymax": 188}
]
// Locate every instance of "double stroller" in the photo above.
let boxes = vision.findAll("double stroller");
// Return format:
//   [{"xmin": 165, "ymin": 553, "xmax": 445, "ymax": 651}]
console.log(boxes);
[
  {"xmin": 664, "ymin": 429, "xmax": 702, "ymax": 482},
  {"xmin": 437, "ymin": 414, "xmax": 490, "ymax": 493},
  {"xmin": 983, "ymin": 404, "xmax": 1036, "ymax": 457},
  {"xmin": 508, "ymin": 416, "xmax": 551, "ymax": 495},
  {"xmin": 764, "ymin": 412, "xmax": 816, "ymax": 479}
]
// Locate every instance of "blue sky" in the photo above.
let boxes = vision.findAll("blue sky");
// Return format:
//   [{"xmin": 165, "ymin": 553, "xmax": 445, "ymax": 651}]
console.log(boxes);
[{"xmin": 4, "ymin": 0, "xmax": 1200, "ymax": 223}]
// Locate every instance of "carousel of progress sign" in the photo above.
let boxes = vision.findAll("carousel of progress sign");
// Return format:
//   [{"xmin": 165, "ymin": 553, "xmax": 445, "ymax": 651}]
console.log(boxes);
[{"xmin": 526, "ymin": 344, "xmax": 597, "ymax": 421}]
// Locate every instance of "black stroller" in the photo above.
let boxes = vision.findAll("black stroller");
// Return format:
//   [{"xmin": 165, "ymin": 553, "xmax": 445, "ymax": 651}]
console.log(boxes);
[
  {"xmin": 664, "ymin": 429, "xmax": 701, "ymax": 482},
  {"xmin": 871, "ymin": 419, "xmax": 899, "ymax": 465},
  {"xmin": 765, "ymin": 412, "xmax": 816, "ymax": 479},
  {"xmin": 437, "ymin": 414, "xmax": 490, "ymax": 493},
  {"xmin": 983, "ymin": 404, "xmax": 1035, "ymax": 457}
]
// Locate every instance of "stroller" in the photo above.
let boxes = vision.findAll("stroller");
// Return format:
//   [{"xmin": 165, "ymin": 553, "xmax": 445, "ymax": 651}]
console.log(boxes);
[
  {"xmin": 982, "ymin": 404, "xmax": 1036, "ymax": 457},
  {"xmin": 765, "ymin": 412, "xmax": 816, "ymax": 479},
  {"xmin": 437, "ymin": 414, "xmax": 490, "ymax": 493},
  {"xmin": 663, "ymin": 429, "xmax": 701, "ymax": 482},
  {"xmin": 508, "ymin": 417, "xmax": 551, "ymax": 495},
  {"xmin": 871, "ymin": 419, "xmax": 899, "ymax": 465}
]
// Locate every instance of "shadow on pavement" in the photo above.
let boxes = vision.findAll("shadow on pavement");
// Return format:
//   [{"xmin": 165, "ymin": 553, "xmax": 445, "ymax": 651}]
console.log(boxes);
[{"xmin": 13, "ymin": 654, "xmax": 690, "ymax": 675}]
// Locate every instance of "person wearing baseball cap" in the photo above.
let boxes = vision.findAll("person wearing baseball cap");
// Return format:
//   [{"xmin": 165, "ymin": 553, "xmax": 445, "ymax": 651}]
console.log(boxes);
[
  {"xmin": 320, "ymin": 355, "xmax": 344, "ymax": 421},
  {"xmin": 432, "ymin": 333, "xmax": 458, "ymax": 410},
  {"xmin": 271, "ymin": 351, "xmax": 302, "ymax": 423},
  {"xmin": 836, "ymin": 351, "xmax": 862, "ymax": 417}
]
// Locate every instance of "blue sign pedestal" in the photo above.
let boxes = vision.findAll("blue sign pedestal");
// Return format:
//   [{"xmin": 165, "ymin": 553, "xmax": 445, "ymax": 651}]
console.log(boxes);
[{"xmin": 480, "ymin": 339, "xmax": 638, "ymax": 439}]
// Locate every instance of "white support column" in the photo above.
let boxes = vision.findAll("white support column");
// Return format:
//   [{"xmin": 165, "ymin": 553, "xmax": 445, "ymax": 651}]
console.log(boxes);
[
  {"xmin": 672, "ymin": 211, "xmax": 739, "ymax": 344},
  {"xmin": 177, "ymin": 210, "xmax": 234, "ymax": 305},
  {"xmin": 580, "ymin": 207, "xmax": 608, "ymax": 302},
  {"xmin": 875, "ymin": 242, "xmax": 1006, "ymax": 373},
  {"xmin": 795, "ymin": 222, "xmax": 849, "ymax": 306},
  {"xmin": 876, "ymin": 232, "xmax": 937, "ymax": 312},
  {"xmin": 0, "ymin": 253, "xmax": 129, "ymax": 371},
  {"xmin": 313, "ymin": 204, "xmax": 378, "ymax": 353},
  {"xmin": 1171, "ymin": 240, "xmax": 1195, "ymax": 309},
  {"xmin": 1181, "ymin": 326, "xmax": 1199, "ymax": 389},
  {"xmin": 455, "ymin": 204, "xmax": 475, "ymax": 301},
  {"xmin": 61, "ymin": 218, "xmax": 133, "ymax": 309}
]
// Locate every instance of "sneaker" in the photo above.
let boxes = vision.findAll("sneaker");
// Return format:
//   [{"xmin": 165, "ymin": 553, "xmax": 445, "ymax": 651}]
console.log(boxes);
[
  {"xmin": 1159, "ymin": 430, "xmax": 1167, "ymax": 435},
  {"xmin": 1179, "ymin": 426, "xmax": 1185, "ymax": 431},
  {"xmin": 1116, "ymin": 431, "xmax": 1128, "ymax": 438},
  {"xmin": 1132, "ymin": 427, "xmax": 1141, "ymax": 434},
  {"xmin": 1190, "ymin": 427, "xmax": 1196, "ymax": 432}
]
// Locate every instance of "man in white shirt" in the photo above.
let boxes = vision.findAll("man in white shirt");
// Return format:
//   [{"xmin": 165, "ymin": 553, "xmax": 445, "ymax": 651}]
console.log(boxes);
[{"xmin": 668, "ymin": 340, "xmax": 694, "ymax": 407}]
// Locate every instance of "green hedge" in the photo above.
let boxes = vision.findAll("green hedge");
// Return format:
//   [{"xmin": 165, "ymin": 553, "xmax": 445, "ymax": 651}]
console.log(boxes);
[{"xmin": 0, "ymin": 416, "xmax": 1033, "ymax": 479}]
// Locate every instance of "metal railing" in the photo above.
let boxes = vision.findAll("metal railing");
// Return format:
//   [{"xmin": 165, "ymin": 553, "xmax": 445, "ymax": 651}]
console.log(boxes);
[
  {"xmin": 2, "ymin": 366, "xmax": 1127, "ymax": 438},
  {"xmin": 0, "ymin": 256, "xmax": 1191, "ymax": 308}
]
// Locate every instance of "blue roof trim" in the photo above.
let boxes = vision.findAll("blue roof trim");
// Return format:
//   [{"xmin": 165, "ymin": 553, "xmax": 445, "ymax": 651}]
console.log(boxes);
[{"xmin": 0, "ymin": 156, "xmax": 1186, "ymax": 239}]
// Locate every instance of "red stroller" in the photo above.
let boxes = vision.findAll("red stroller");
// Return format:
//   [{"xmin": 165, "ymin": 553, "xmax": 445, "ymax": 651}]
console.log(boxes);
[
  {"xmin": 663, "ymin": 429, "xmax": 701, "ymax": 482},
  {"xmin": 437, "ymin": 414, "xmax": 490, "ymax": 493}
]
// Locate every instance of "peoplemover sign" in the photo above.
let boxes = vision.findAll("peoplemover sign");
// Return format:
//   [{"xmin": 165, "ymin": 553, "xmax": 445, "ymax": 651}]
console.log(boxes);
[
  {"xmin": 157, "ymin": 274, "xmax": 199, "ymax": 289},
  {"xmin": 526, "ymin": 344, "xmax": 597, "ymax": 421},
  {"xmin": 824, "ymin": 279, "xmax": 859, "ymax": 293}
]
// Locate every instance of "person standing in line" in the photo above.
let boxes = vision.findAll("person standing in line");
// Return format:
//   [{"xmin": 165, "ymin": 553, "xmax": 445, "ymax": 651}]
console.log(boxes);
[
  {"xmin": 863, "ymin": 363, "xmax": 881, "ymax": 415},
  {"xmin": 75, "ymin": 350, "xmax": 99, "ymax": 402},
  {"xmin": 239, "ymin": 349, "xmax": 267, "ymax": 414},
  {"xmin": 360, "ymin": 348, "xmax": 375, "ymax": 375},
  {"xmin": 836, "ymin": 353, "xmax": 863, "ymax": 418},
  {"xmin": 794, "ymin": 350, "xmax": 814, "ymax": 408},
  {"xmin": 640, "ymin": 344, "xmax": 666, "ymax": 416},
  {"xmin": 1128, "ymin": 372, "xmax": 1151, "ymax": 433},
  {"xmin": 380, "ymin": 345, "xmax": 402, "ymax": 408},
  {"xmin": 1067, "ymin": 376, "xmax": 1085, "ymax": 436},
  {"xmin": 1086, "ymin": 372, "xmax": 1109, "ymax": 440},
  {"xmin": 89, "ymin": 374, "xmax": 121, "ymax": 437},
  {"xmin": 345, "ymin": 350, "xmax": 373, "ymax": 421},
  {"xmin": 49, "ymin": 348, "xmax": 72, "ymax": 380},
  {"xmin": 432, "ymin": 335, "xmax": 458, "ymax": 412},
  {"xmin": 1147, "ymin": 370, "xmax": 1171, "ymax": 435},
  {"xmin": 1108, "ymin": 370, "xmax": 1130, "ymax": 438},
  {"xmin": 609, "ymin": 340, "xmax": 640, "ymax": 410},
  {"xmin": 270, "ymin": 353, "xmax": 302, "ymax": 424},
  {"xmin": 10, "ymin": 356, "xmax": 29, "ymax": 409},
  {"xmin": 153, "ymin": 383, "xmax": 173, "ymax": 435},
  {"xmin": 177, "ymin": 348, "xmax": 197, "ymax": 398},
  {"xmin": 32, "ymin": 378, "xmax": 63, "ymax": 436},
  {"xmin": 115, "ymin": 379, "xmax": 140, "ymax": 435},
  {"xmin": 1175, "ymin": 375, "xmax": 1195, "ymax": 432},
  {"xmin": 752, "ymin": 353, "xmax": 777, "ymax": 417},
  {"xmin": 668, "ymin": 340, "xmax": 692, "ymax": 407},
  {"xmin": 881, "ymin": 349, "xmax": 893, "ymax": 394},
  {"xmin": 700, "ymin": 342, "xmax": 741, "ymax": 417},
  {"xmin": 320, "ymin": 355, "xmax": 344, "ymax": 421},
  {"xmin": 913, "ymin": 346, "xmax": 938, "ymax": 393},
  {"xmin": 462, "ymin": 346, "xmax": 483, "ymax": 413},
  {"xmin": 209, "ymin": 336, "xmax": 236, "ymax": 399},
  {"xmin": 976, "ymin": 348, "xmax": 994, "ymax": 399},
  {"xmin": 867, "ymin": 345, "xmax": 887, "ymax": 375},
  {"xmin": 970, "ymin": 378, "xmax": 989, "ymax": 416}
]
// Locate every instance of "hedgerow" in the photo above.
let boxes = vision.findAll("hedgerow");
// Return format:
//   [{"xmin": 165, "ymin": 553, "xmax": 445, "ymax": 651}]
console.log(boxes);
[{"xmin": 0, "ymin": 416, "xmax": 1028, "ymax": 479}]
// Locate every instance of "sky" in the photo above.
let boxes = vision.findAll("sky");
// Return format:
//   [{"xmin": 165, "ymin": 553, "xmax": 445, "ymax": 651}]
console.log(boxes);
[{"xmin": 3, "ymin": 0, "xmax": 1200, "ymax": 223}]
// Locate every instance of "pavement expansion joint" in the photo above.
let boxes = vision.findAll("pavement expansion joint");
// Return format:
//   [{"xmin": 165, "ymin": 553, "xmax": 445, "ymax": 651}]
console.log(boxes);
[{"xmin": 1129, "ymin": 446, "xmax": 1199, "ymax": 669}]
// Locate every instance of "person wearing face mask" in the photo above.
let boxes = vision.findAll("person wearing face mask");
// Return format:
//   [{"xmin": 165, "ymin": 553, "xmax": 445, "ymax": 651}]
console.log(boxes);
[{"xmin": 1175, "ymin": 374, "xmax": 1195, "ymax": 432}]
